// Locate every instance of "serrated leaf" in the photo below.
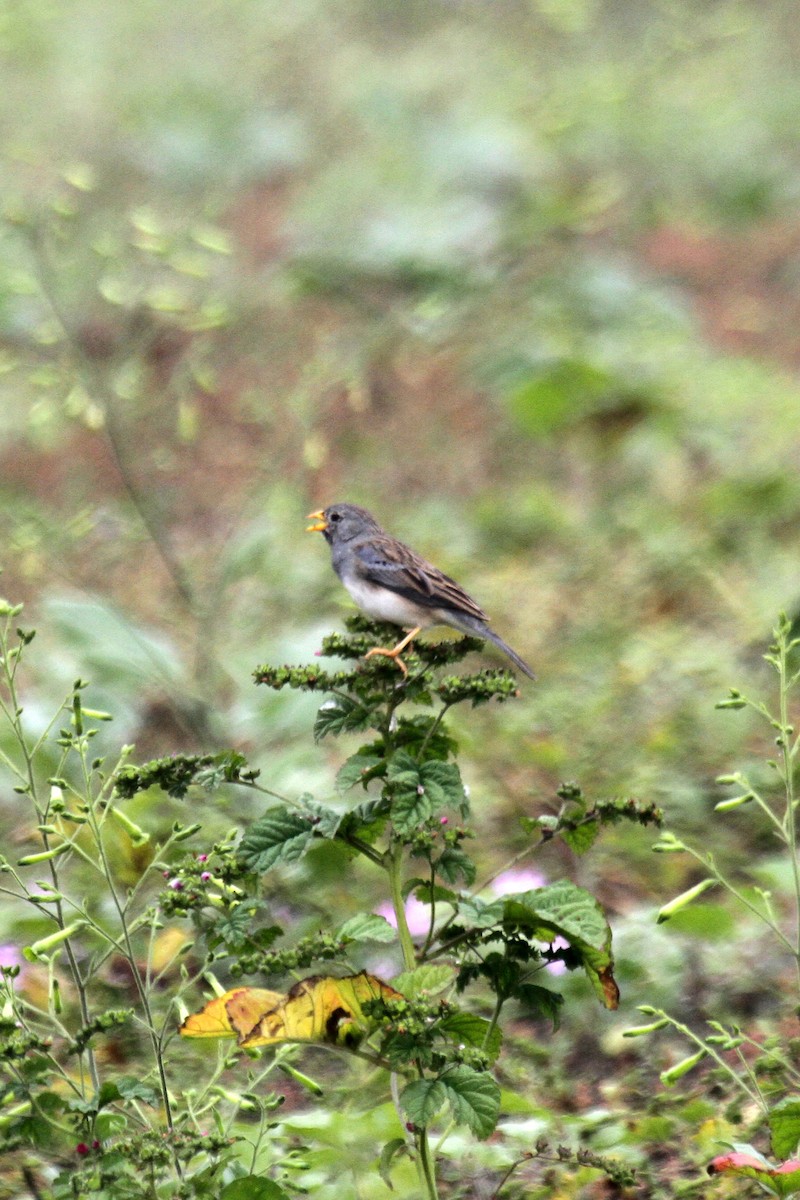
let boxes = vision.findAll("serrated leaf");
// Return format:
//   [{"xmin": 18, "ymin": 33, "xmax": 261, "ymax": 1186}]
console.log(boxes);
[
  {"xmin": 314, "ymin": 697, "xmax": 371, "ymax": 740},
  {"xmin": 115, "ymin": 1077, "xmax": 159, "ymax": 1105},
  {"xmin": 455, "ymin": 896, "xmax": 506, "ymax": 928},
  {"xmin": 502, "ymin": 880, "xmax": 619, "ymax": 1009},
  {"xmin": 211, "ymin": 900, "xmax": 267, "ymax": 950},
  {"xmin": 391, "ymin": 787, "xmax": 433, "ymax": 834},
  {"xmin": 238, "ymin": 808, "xmax": 316, "ymax": 872},
  {"xmin": 400, "ymin": 1079, "xmax": 447, "ymax": 1127},
  {"xmin": 387, "ymin": 753, "xmax": 466, "ymax": 833},
  {"xmin": 516, "ymin": 984, "xmax": 564, "ymax": 1030},
  {"xmin": 440, "ymin": 1012, "xmax": 503, "ymax": 1061},
  {"xmin": 771, "ymin": 1098, "xmax": 800, "ymax": 1161},
  {"xmin": 418, "ymin": 760, "xmax": 466, "ymax": 810},
  {"xmin": 337, "ymin": 913, "xmax": 396, "ymax": 944},
  {"xmin": 392, "ymin": 965, "xmax": 456, "ymax": 998},
  {"xmin": 336, "ymin": 753, "xmax": 383, "ymax": 793},
  {"xmin": 437, "ymin": 847, "xmax": 476, "ymax": 886},
  {"xmin": 338, "ymin": 797, "xmax": 390, "ymax": 844},
  {"xmin": 299, "ymin": 795, "xmax": 342, "ymax": 838},
  {"xmin": 439, "ymin": 1066, "xmax": 500, "ymax": 1139},
  {"xmin": 562, "ymin": 820, "xmax": 599, "ymax": 855}
]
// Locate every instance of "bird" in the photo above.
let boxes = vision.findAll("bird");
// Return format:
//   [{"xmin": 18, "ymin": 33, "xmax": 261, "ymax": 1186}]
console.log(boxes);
[{"xmin": 306, "ymin": 503, "xmax": 535, "ymax": 679}]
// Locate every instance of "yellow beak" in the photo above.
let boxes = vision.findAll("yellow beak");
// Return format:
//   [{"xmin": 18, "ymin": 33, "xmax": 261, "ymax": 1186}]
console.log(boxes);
[{"xmin": 306, "ymin": 509, "xmax": 327, "ymax": 532}]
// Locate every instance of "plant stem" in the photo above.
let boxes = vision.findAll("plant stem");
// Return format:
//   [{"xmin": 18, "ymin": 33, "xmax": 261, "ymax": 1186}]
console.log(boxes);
[
  {"xmin": 417, "ymin": 1128, "xmax": 440, "ymax": 1200},
  {"xmin": 387, "ymin": 840, "xmax": 416, "ymax": 972}
]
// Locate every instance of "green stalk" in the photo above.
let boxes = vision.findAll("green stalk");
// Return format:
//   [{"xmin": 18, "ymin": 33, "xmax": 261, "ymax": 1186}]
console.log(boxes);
[{"xmin": 387, "ymin": 840, "xmax": 416, "ymax": 972}]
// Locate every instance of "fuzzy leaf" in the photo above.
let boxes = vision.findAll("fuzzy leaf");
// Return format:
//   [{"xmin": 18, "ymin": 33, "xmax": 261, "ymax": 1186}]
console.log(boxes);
[
  {"xmin": 439, "ymin": 1012, "xmax": 503, "ymax": 1061},
  {"xmin": 336, "ymin": 753, "xmax": 383, "ymax": 793},
  {"xmin": 392, "ymin": 965, "xmax": 456, "ymax": 998},
  {"xmin": 503, "ymin": 880, "xmax": 619, "ymax": 1009},
  {"xmin": 314, "ymin": 697, "xmax": 371, "ymax": 740},
  {"xmin": 418, "ymin": 760, "xmax": 466, "ymax": 809},
  {"xmin": 400, "ymin": 1079, "xmax": 447, "ymax": 1127},
  {"xmin": 238, "ymin": 808, "xmax": 316, "ymax": 872},
  {"xmin": 337, "ymin": 913, "xmax": 396, "ymax": 944},
  {"xmin": 299, "ymin": 796, "xmax": 342, "ymax": 838},
  {"xmin": 436, "ymin": 847, "xmax": 476, "ymax": 886},
  {"xmin": 516, "ymin": 983, "xmax": 564, "ymax": 1030},
  {"xmin": 562, "ymin": 819, "xmax": 599, "ymax": 855},
  {"xmin": 391, "ymin": 787, "xmax": 433, "ymax": 834},
  {"xmin": 440, "ymin": 1066, "xmax": 500, "ymax": 1139}
]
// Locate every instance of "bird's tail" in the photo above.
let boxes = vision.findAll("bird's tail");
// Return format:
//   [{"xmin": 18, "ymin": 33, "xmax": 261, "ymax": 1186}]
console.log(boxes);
[
  {"xmin": 446, "ymin": 611, "xmax": 536, "ymax": 679},
  {"xmin": 481, "ymin": 627, "xmax": 536, "ymax": 680}
]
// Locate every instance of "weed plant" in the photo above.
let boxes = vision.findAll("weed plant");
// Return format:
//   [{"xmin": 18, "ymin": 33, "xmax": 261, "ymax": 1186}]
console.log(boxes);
[{"xmin": 0, "ymin": 605, "xmax": 661, "ymax": 1199}]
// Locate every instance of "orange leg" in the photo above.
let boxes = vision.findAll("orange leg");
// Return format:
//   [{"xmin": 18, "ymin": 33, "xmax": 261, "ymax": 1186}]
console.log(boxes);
[{"xmin": 364, "ymin": 626, "xmax": 422, "ymax": 677}]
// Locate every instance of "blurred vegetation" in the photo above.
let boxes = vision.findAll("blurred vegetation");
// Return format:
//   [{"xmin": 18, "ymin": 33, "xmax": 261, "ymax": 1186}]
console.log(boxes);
[{"xmin": 3, "ymin": 0, "xmax": 800, "ymax": 1194}]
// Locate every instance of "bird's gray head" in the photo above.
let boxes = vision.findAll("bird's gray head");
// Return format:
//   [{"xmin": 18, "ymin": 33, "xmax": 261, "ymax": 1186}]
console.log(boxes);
[{"xmin": 306, "ymin": 503, "xmax": 381, "ymax": 546}]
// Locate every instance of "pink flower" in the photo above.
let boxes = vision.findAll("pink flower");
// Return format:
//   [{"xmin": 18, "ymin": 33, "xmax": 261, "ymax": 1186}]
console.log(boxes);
[
  {"xmin": 0, "ymin": 944, "xmax": 22, "ymax": 970},
  {"xmin": 490, "ymin": 868, "xmax": 547, "ymax": 896},
  {"xmin": 544, "ymin": 936, "xmax": 568, "ymax": 975},
  {"xmin": 376, "ymin": 896, "xmax": 432, "ymax": 936}
]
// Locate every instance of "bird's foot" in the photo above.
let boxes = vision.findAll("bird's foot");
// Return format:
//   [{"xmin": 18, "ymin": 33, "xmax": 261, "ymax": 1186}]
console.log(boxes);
[
  {"xmin": 362, "ymin": 626, "xmax": 421, "ymax": 678},
  {"xmin": 363, "ymin": 646, "xmax": 409, "ymax": 677}
]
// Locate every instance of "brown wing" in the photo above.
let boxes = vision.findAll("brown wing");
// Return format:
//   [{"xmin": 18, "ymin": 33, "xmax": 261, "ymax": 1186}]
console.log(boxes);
[{"xmin": 353, "ymin": 533, "xmax": 488, "ymax": 621}]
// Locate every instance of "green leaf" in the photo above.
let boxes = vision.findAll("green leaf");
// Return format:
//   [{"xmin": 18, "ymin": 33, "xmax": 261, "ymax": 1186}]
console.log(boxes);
[
  {"xmin": 771, "ymin": 1098, "xmax": 800, "ymax": 1161},
  {"xmin": 400, "ymin": 1079, "xmax": 447, "ymax": 1127},
  {"xmin": 562, "ymin": 819, "xmax": 599, "ymax": 855},
  {"xmin": 299, "ymin": 795, "xmax": 342, "ymax": 838},
  {"xmin": 387, "ymin": 751, "xmax": 422, "ymax": 789},
  {"xmin": 220, "ymin": 1180, "xmax": 289, "ymax": 1200},
  {"xmin": 211, "ymin": 900, "xmax": 268, "ymax": 950},
  {"xmin": 378, "ymin": 1137, "xmax": 409, "ymax": 1190},
  {"xmin": 336, "ymin": 753, "xmax": 383, "ymax": 793},
  {"xmin": 392, "ymin": 787, "xmax": 433, "ymax": 834},
  {"xmin": 115, "ymin": 1077, "xmax": 159, "ymax": 1105},
  {"xmin": 411, "ymin": 881, "xmax": 459, "ymax": 906},
  {"xmin": 418, "ymin": 760, "xmax": 466, "ymax": 810},
  {"xmin": 337, "ymin": 913, "xmax": 396, "ymax": 944},
  {"xmin": 437, "ymin": 847, "xmax": 476, "ymax": 886},
  {"xmin": 516, "ymin": 984, "xmax": 564, "ymax": 1030},
  {"xmin": 439, "ymin": 1012, "xmax": 503, "ymax": 1061},
  {"xmin": 387, "ymin": 754, "xmax": 466, "ymax": 834},
  {"xmin": 238, "ymin": 807, "xmax": 316, "ymax": 872},
  {"xmin": 455, "ymin": 896, "xmax": 506, "ymax": 927},
  {"xmin": 314, "ymin": 697, "xmax": 371, "ymax": 740},
  {"xmin": 338, "ymin": 797, "xmax": 390, "ymax": 845},
  {"xmin": 439, "ymin": 1066, "xmax": 500, "ymax": 1139},
  {"xmin": 503, "ymin": 880, "xmax": 619, "ymax": 1009},
  {"xmin": 392, "ymin": 965, "xmax": 456, "ymax": 998}
]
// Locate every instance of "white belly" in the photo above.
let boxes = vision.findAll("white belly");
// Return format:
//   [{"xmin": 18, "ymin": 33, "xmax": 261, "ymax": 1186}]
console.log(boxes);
[{"xmin": 341, "ymin": 573, "xmax": 434, "ymax": 628}]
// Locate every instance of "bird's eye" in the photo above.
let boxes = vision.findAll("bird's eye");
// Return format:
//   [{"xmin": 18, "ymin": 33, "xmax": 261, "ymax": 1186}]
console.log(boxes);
[{"xmin": 330, "ymin": 512, "xmax": 341, "ymax": 522}]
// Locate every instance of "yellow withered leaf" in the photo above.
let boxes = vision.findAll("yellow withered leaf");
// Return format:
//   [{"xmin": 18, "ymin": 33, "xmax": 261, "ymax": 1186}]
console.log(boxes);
[
  {"xmin": 242, "ymin": 971, "xmax": 402, "ymax": 1049},
  {"xmin": 180, "ymin": 972, "xmax": 401, "ymax": 1050},
  {"xmin": 180, "ymin": 987, "xmax": 281, "ymax": 1040}
]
